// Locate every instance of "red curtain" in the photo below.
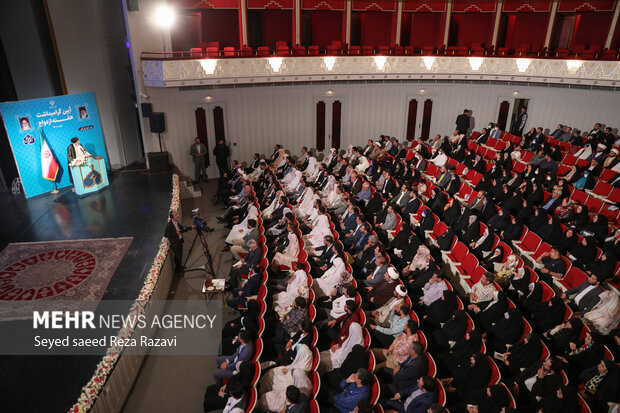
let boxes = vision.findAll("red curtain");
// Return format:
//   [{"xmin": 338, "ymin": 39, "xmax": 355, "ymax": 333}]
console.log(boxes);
[
  {"xmin": 316, "ymin": 101, "xmax": 326, "ymax": 151},
  {"xmin": 455, "ymin": 13, "xmax": 494, "ymax": 46},
  {"xmin": 504, "ymin": 13, "xmax": 549, "ymax": 50},
  {"xmin": 360, "ymin": 12, "xmax": 393, "ymax": 46},
  {"xmin": 262, "ymin": 10, "xmax": 293, "ymax": 48},
  {"xmin": 310, "ymin": 11, "xmax": 343, "ymax": 47},
  {"xmin": 572, "ymin": 12, "xmax": 613, "ymax": 47},
  {"xmin": 201, "ymin": 9, "xmax": 240, "ymax": 48},
  {"xmin": 408, "ymin": 13, "xmax": 443, "ymax": 48}
]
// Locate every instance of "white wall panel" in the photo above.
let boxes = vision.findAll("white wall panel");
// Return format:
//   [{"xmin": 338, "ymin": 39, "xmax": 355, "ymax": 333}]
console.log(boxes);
[{"xmin": 143, "ymin": 82, "xmax": 620, "ymax": 179}]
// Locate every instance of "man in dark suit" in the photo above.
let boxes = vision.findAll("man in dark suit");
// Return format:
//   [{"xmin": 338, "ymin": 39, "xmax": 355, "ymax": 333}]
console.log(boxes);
[
  {"xmin": 349, "ymin": 223, "xmax": 371, "ymax": 255},
  {"xmin": 561, "ymin": 274, "xmax": 603, "ymax": 313},
  {"xmin": 509, "ymin": 358, "xmax": 564, "ymax": 404},
  {"xmin": 403, "ymin": 191, "xmax": 421, "ymax": 216},
  {"xmin": 284, "ymin": 386, "xmax": 309, "ymax": 413},
  {"xmin": 214, "ymin": 330, "xmax": 255, "ymax": 384},
  {"xmin": 228, "ymin": 241, "xmax": 261, "ymax": 289},
  {"xmin": 609, "ymin": 172, "xmax": 620, "ymax": 188},
  {"xmin": 382, "ymin": 376, "xmax": 436, "ymax": 413},
  {"xmin": 273, "ymin": 320, "xmax": 313, "ymax": 366},
  {"xmin": 349, "ymin": 172, "xmax": 363, "ymax": 196},
  {"xmin": 190, "ymin": 137, "xmax": 208, "ymax": 183},
  {"xmin": 380, "ymin": 171, "xmax": 395, "ymax": 196},
  {"xmin": 164, "ymin": 210, "xmax": 192, "ymax": 272},
  {"xmin": 227, "ymin": 267, "xmax": 263, "ymax": 309},
  {"xmin": 455, "ymin": 109, "xmax": 470, "ymax": 135},
  {"xmin": 383, "ymin": 342, "xmax": 428, "ymax": 399},
  {"xmin": 339, "ymin": 205, "xmax": 359, "ymax": 235}
]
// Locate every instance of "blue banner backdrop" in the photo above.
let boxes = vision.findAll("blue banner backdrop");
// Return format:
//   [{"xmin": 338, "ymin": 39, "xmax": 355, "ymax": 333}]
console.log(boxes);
[{"xmin": 0, "ymin": 92, "xmax": 108, "ymax": 198}]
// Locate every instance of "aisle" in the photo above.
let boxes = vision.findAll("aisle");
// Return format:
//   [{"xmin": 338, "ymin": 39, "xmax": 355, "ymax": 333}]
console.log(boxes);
[{"xmin": 121, "ymin": 180, "xmax": 235, "ymax": 413}]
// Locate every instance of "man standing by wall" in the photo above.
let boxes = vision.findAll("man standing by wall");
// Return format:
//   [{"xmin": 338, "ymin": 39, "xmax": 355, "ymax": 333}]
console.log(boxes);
[
  {"xmin": 190, "ymin": 137, "xmax": 207, "ymax": 184},
  {"xmin": 213, "ymin": 138, "xmax": 230, "ymax": 178},
  {"xmin": 455, "ymin": 109, "xmax": 470, "ymax": 136},
  {"xmin": 513, "ymin": 106, "xmax": 528, "ymax": 137}
]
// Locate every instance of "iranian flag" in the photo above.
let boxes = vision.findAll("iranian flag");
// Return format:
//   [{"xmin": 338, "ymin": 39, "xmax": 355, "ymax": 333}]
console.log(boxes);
[{"xmin": 39, "ymin": 128, "xmax": 59, "ymax": 181}]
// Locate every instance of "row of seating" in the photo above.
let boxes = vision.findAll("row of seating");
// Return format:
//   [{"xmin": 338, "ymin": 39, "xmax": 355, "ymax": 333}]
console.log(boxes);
[
  {"xmin": 307, "ymin": 145, "xmax": 601, "ymax": 411},
  {"xmin": 183, "ymin": 41, "xmax": 620, "ymax": 60}
]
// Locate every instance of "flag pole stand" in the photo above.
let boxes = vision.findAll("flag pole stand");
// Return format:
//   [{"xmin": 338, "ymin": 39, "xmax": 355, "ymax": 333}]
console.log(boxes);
[{"xmin": 50, "ymin": 181, "xmax": 59, "ymax": 194}]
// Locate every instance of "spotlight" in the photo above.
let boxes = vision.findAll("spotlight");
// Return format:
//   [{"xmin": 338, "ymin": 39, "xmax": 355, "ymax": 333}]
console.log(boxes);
[{"xmin": 154, "ymin": 6, "xmax": 175, "ymax": 28}]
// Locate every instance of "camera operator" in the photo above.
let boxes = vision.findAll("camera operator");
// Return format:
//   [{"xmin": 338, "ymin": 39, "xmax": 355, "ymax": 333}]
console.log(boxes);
[{"xmin": 164, "ymin": 210, "xmax": 193, "ymax": 273}]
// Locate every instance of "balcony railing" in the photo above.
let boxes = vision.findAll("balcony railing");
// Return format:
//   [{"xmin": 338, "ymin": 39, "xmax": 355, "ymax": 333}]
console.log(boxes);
[{"xmin": 141, "ymin": 44, "xmax": 620, "ymax": 61}]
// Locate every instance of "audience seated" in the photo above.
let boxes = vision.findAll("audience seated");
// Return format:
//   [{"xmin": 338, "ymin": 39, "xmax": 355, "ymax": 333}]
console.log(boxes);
[{"xmin": 209, "ymin": 125, "xmax": 620, "ymax": 413}]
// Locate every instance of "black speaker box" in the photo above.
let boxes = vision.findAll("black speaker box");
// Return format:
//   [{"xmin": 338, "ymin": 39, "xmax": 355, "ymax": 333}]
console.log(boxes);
[
  {"xmin": 141, "ymin": 102, "xmax": 152, "ymax": 117},
  {"xmin": 148, "ymin": 152, "xmax": 169, "ymax": 172},
  {"xmin": 149, "ymin": 112, "xmax": 166, "ymax": 133}
]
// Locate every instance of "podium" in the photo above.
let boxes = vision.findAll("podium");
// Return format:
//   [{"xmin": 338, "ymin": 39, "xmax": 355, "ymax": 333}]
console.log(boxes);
[{"xmin": 70, "ymin": 156, "xmax": 109, "ymax": 196}]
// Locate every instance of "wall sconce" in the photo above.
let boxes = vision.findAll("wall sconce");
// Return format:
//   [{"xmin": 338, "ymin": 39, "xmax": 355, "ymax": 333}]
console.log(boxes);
[
  {"xmin": 268, "ymin": 57, "xmax": 283, "ymax": 72},
  {"xmin": 423, "ymin": 56, "xmax": 435, "ymax": 70},
  {"xmin": 468, "ymin": 57, "xmax": 483, "ymax": 71},
  {"xmin": 324, "ymin": 56, "xmax": 336, "ymax": 71},
  {"xmin": 326, "ymin": 90, "xmax": 334, "ymax": 96},
  {"xmin": 513, "ymin": 90, "xmax": 519, "ymax": 96},
  {"xmin": 204, "ymin": 96, "xmax": 213, "ymax": 101},
  {"xmin": 566, "ymin": 60, "xmax": 582, "ymax": 72},
  {"xmin": 419, "ymin": 89, "xmax": 426, "ymax": 94},
  {"xmin": 199, "ymin": 59, "xmax": 217, "ymax": 75},
  {"xmin": 516, "ymin": 58, "xmax": 531, "ymax": 73},
  {"xmin": 374, "ymin": 56, "xmax": 387, "ymax": 71}
]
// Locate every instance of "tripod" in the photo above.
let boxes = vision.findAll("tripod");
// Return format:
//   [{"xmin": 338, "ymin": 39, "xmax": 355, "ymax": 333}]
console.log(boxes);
[{"xmin": 183, "ymin": 229, "xmax": 216, "ymax": 277}]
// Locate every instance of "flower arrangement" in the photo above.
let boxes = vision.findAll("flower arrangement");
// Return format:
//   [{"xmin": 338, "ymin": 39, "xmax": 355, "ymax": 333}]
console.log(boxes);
[
  {"xmin": 68, "ymin": 174, "xmax": 180, "ymax": 413},
  {"xmin": 69, "ymin": 159, "xmax": 85, "ymax": 167}
]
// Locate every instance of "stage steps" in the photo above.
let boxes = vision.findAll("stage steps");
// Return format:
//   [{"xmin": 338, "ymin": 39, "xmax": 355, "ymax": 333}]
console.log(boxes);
[{"xmin": 179, "ymin": 176, "xmax": 201, "ymax": 199}]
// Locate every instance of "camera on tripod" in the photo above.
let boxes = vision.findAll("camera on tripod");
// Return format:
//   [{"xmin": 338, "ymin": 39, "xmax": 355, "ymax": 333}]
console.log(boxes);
[{"xmin": 191, "ymin": 208, "xmax": 214, "ymax": 233}]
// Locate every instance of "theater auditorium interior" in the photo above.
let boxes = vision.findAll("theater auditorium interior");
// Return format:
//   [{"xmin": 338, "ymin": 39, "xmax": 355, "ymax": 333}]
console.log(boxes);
[{"xmin": 0, "ymin": 0, "xmax": 620, "ymax": 412}]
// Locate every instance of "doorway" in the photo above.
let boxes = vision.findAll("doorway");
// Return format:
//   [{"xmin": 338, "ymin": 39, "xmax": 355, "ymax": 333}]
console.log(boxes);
[
  {"xmin": 194, "ymin": 103, "xmax": 229, "ymax": 178},
  {"xmin": 315, "ymin": 97, "xmax": 343, "ymax": 151},
  {"xmin": 405, "ymin": 96, "xmax": 435, "ymax": 141},
  {"xmin": 509, "ymin": 98, "xmax": 530, "ymax": 135},
  {"xmin": 496, "ymin": 97, "xmax": 530, "ymax": 133}
]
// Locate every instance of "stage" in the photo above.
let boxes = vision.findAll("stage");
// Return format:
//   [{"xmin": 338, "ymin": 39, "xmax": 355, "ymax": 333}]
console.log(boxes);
[{"xmin": 0, "ymin": 165, "xmax": 173, "ymax": 412}]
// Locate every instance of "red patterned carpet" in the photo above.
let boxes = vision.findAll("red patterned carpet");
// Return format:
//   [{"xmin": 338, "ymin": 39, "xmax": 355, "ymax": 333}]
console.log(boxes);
[{"xmin": 0, "ymin": 238, "xmax": 132, "ymax": 319}]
